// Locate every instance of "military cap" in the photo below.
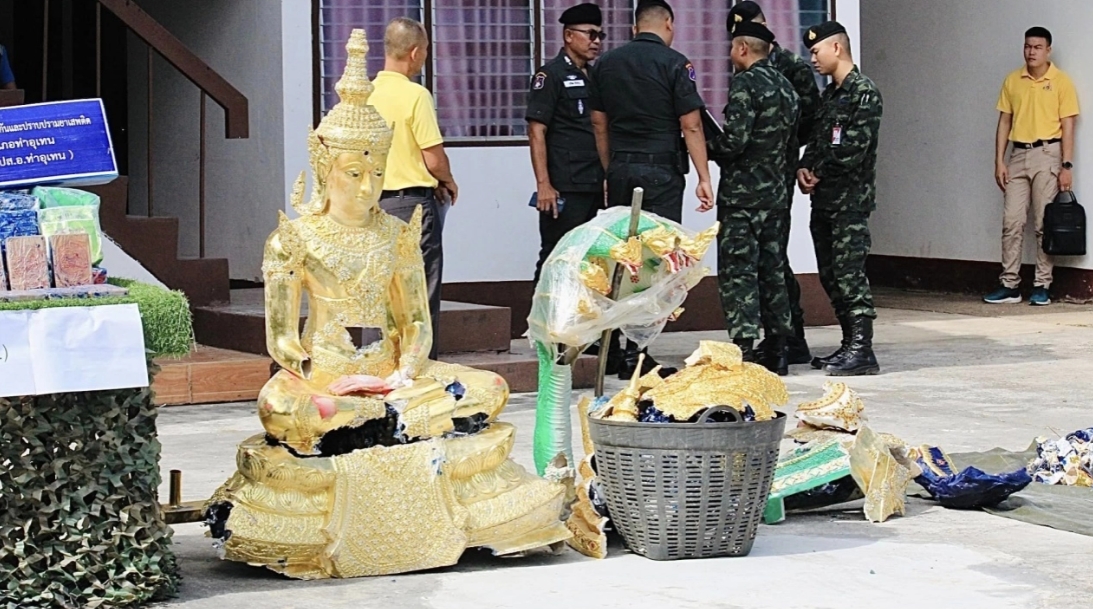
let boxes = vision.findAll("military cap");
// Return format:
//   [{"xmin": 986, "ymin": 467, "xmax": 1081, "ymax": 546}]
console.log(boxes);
[
  {"xmin": 636, "ymin": 0, "xmax": 674, "ymax": 21},
  {"xmin": 727, "ymin": 1, "xmax": 763, "ymax": 31},
  {"xmin": 560, "ymin": 3, "xmax": 602, "ymax": 26},
  {"xmin": 730, "ymin": 21, "xmax": 775, "ymax": 44},
  {"xmin": 803, "ymin": 20, "xmax": 848, "ymax": 49}
]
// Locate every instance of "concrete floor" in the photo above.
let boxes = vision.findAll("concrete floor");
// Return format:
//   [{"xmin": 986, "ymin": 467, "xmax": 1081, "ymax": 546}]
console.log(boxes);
[{"xmin": 154, "ymin": 296, "xmax": 1093, "ymax": 609}]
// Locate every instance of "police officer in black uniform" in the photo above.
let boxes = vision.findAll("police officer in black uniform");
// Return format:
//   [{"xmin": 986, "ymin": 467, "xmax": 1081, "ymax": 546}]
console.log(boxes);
[
  {"xmin": 590, "ymin": 0, "xmax": 714, "ymax": 224},
  {"xmin": 526, "ymin": 3, "xmax": 606, "ymax": 284},
  {"xmin": 589, "ymin": 0, "xmax": 714, "ymax": 379}
]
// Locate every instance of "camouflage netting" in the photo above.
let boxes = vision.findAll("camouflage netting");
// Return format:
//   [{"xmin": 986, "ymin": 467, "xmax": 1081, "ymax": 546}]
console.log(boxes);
[{"xmin": 0, "ymin": 365, "xmax": 179, "ymax": 609}]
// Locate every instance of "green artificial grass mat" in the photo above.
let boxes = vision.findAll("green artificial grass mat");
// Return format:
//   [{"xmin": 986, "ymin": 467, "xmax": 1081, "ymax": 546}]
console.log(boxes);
[{"xmin": 0, "ymin": 278, "xmax": 194, "ymax": 358}]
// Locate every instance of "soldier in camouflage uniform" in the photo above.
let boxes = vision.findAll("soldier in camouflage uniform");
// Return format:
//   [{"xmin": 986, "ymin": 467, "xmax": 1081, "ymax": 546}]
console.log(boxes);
[
  {"xmin": 798, "ymin": 21, "xmax": 883, "ymax": 376},
  {"xmin": 728, "ymin": 2, "xmax": 821, "ymax": 368},
  {"xmin": 706, "ymin": 20, "xmax": 799, "ymax": 376}
]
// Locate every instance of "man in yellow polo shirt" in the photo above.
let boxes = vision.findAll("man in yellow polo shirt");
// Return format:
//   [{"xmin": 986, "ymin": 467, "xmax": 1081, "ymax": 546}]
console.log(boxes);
[
  {"xmin": 986, "ymin": 26, "xmax": 1079, "ymax": 306},
  {"xmin": 371, "ymin": 18, "xmax": 459, "ymax": 358}
]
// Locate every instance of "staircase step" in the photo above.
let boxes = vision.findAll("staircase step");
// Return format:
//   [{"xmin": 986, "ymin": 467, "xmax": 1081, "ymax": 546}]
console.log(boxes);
[
  {"xmin": 194, "ymin": 289, "xmax": 512, "ymax": 356},
  {"xmin": 154, "ymin": 341, "xmax": 596, "ymax": 405},
  {"xmin": 161, "ymin": 257, "xmax": 230, "ymax": 306},
  {"xmin": 445, "ymin": 340, "xmax": 598, "ymax": 393},
  {"xmin": 79, "ymin": 177, "xmax": 232, "ymax": 308},
  {"xmin": 109, "ymin": 216, "xmax": 181, "ymax": 273},
  {"xmin": 153, "ymin": 345, "xmax": 272, "ymax": 405}
]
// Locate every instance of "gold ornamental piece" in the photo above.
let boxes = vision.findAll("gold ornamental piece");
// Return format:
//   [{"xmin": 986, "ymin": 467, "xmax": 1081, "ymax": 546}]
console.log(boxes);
[
  {"xmin": 641, "ymin": 341, "xmax": 788, "ymax": 421},
  {"xmin": 848, "ymin": 426, "xmax": 913, "ymax": 523},
  {"xmin": 207, "ymin": 29, "xmax": 568, "ymax": 579},
  {"xmin": 795, "ymin": 381, "xmax": 867, "ymax": 431},
  {"xmin": 565, "ymin": 396, "xmax": 608, "ymax": 559}
]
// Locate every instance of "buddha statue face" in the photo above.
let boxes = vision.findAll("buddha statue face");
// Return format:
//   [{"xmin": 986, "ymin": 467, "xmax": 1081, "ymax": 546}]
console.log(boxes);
[
  {"xmin": 293, "ymin": 29, "xmax": 394, "ymax": 218},
  {"xmin": 323, "ymin": 149, "xmax": 387, "ymax": 216}
]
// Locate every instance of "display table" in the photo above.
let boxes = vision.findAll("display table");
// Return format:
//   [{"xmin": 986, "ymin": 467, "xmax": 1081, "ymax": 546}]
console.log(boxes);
[{"xmin": 0, "ymin": 280, "xmax": 191, "ymax": 607}]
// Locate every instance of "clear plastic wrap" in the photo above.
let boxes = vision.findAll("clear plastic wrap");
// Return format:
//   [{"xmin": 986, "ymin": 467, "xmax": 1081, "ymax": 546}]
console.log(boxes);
[
  {"xmin": 527, "ymin": 207, "xmax": 715, "ymax": 360},
  {"xmin": 32, "ymin": 186, "xmax": 104, "ymax": 266}
]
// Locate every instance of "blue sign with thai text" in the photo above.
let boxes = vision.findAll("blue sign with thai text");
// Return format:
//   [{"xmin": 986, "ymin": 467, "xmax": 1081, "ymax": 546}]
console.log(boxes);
[{"xmin": 0, "ymin": 99, "xmax": 117, "ymax": 189}]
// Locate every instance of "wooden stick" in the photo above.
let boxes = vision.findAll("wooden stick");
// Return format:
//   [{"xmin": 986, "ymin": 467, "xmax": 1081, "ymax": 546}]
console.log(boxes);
[{"xmin": 594, "ymin": 188, "xmax": 644, "ymax": 397}]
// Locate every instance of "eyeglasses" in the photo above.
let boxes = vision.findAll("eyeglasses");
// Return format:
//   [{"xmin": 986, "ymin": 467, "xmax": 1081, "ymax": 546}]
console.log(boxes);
[{"xmin": 567, "ymin": 28, "xmax": 607, "ymax": 41}]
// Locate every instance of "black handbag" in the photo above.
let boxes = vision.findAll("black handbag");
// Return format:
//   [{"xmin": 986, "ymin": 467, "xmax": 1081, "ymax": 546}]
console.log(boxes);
[{"xmin": 1043, "ymin": 190, "xmax": 1086, "ymax": 256}]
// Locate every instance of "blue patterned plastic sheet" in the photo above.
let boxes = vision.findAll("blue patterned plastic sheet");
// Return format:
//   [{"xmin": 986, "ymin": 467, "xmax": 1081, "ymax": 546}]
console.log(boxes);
[
  {"xmin": 0, "ymin": 191, "xmax": 40, "ymax": 254},
  {"xmin": 915, "ymin": 446, "xmax": 1032, "ymax": 509}
]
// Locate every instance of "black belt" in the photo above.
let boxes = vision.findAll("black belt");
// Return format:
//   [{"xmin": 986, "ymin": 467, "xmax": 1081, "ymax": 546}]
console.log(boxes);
[
  {"xmin": 612, "ymin": 151, "xmax": 680, "ymax": 165},
  {"xmin": 1013, "ymin": 138, "xmax": 1061, "ymax": 149},
  {"xmin": 380, "ymin": 186, "xmax": 433, "ymax": 198}
]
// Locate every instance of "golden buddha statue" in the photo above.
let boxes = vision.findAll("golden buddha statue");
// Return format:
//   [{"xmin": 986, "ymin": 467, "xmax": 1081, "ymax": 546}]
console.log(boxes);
[{"xmin": 206, "ymin": 30, "xmax": 569, "ymax": 579}]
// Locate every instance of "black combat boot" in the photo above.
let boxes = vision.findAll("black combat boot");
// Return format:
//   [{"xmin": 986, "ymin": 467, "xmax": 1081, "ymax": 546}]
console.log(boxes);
[
  {"xmin": 785, "ymin": 322, "xmax": 812, "ymax": 366},
  {"xmin": 733, "ymin": 337, "xmax": 757, "ymax": 363},
  {"xmin": 824, "ymin": 316, "xmax": 880, "ymax": 376},
  {"xmin": 616, "ymin": 341, "xmax": 677, "ymax": 380},
  {"xmin": 811, "ymin": 316, "xmax": 850, "ymax": 369},
  {"xmin": 759, "ymin": 335, "xmax": 789, "ymax": 376}
]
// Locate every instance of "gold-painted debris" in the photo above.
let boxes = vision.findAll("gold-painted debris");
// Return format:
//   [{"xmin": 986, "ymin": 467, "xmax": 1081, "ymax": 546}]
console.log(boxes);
[
  {"xmin": 642, "ymin": 341, "xmax": 788, "ymax": 422},
  {"xmin": 848, "ymin": 426, "xmax": 913, "ymax": 523},
  {"xmin": 566, "ymin": 396, "xmax": 609, "ymax": 558},
  {"xmin": 782, "ymin": 385, "xmax": 914, "ymax": 524},
  {"xmin": 796, "ymin": 381, "xmax": 866, "ymax": 431},
  {"xmin": 603, "ymin": 354, "xmax": 648, "ymax": 422}
]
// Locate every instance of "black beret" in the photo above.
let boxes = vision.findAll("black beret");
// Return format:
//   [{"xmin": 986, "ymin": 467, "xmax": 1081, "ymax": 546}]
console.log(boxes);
[
  {"xmin": 636, "ymin": 0, "xmax": 674, "ymax": 21},
  {"xmin": 560, "ymin": 3, "xmax": 602, "ymax": 26},
  {"xmin": 803, "ymin": 20, "xmax": 848, "ymax": 49},
  {"xmin": 727, "ymin": 1, "xmax": 763, "ymax": 32},
  {"xmin": 731, "ymin": 21, "xmax": 775, "ymax": 44}
]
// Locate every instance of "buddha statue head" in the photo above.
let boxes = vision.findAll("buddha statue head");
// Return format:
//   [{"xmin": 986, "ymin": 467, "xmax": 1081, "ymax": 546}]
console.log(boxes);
[{"xmin": 294, "ymin": 29, "xmax": 394, "ymax": 218}]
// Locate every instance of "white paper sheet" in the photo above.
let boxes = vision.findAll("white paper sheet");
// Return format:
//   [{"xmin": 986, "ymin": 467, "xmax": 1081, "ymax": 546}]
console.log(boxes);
[
  {"xmin": 0, "ymin": 304, "xmax": 149, "ymax": 398},
  {"xmin": 0, "ymin": 310, "xmax": 37, "ymax": 397}
]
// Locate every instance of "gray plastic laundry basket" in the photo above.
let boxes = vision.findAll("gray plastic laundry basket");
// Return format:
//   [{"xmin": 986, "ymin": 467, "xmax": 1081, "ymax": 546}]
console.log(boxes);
[{"xmin": 589, "ymin": 408, "xmax": 787, "ymax": 560}]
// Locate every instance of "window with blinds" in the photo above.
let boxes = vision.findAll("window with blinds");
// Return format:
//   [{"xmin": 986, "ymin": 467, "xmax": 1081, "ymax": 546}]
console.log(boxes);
[
  {"xmin": 314, "ymin": 0, "xmax": 833, "ymax": 143},
  {"xmin": 432, "ymin": 0, "xmax": 535, "ymax": 140},
  {"xmin": 540, "ymin": 0, "xmax": 633, "ymax": 59},
  {"xmin": 316, "ymin": 1, "xmax": 423, "ymax": 117}
]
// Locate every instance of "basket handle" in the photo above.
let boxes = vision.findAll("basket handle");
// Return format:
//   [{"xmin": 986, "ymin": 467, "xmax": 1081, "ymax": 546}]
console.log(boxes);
[{"xmin": 696, "ymin": 406, "xmax": 742, "ymax": 424}]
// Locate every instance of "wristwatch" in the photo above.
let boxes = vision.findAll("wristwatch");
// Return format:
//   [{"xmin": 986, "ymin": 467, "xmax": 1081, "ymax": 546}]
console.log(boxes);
[{"xmin": 1062, "ymin": 161, "xmax": 1074, "ymax": 170}]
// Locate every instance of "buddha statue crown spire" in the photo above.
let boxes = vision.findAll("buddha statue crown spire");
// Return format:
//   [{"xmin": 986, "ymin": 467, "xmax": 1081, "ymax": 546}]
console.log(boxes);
[{"xmin": 297, "ymin": 29, "xmax": 393, "ymax": 215}]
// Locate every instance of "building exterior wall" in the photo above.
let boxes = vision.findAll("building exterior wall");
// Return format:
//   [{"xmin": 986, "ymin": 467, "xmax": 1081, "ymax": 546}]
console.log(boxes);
[
  {"xmin": 127, "ymin": 0, "xmax": 311, "ymax": 281},
  {"xmin": 437, "ymin": 0, "xmax": 867, "ymax": 284},
  {"xmin": 862, "ymin": 0, "xmax": 1091, "ymax": 271},
  {"xmin": 123, "ymin": 0, "xmax": 867, "ymax": 285}
]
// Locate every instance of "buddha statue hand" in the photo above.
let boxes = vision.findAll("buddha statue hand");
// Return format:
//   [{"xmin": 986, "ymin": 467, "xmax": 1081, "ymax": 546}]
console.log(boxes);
[{"xmin": 327, "ymin": 375, "xmax": 394, "ymax": 396}]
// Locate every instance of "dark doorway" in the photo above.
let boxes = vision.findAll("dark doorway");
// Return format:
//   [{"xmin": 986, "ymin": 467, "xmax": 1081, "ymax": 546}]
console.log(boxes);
[{"xmin": 7, "ymin": 0, "xmax": 129, "ymax": 174}]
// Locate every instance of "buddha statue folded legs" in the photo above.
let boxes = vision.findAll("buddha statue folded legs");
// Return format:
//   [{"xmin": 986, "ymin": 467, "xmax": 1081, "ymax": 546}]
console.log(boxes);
[{"xmin": 205, "ymin": 29, "xmax": 569, "ymax": 579}]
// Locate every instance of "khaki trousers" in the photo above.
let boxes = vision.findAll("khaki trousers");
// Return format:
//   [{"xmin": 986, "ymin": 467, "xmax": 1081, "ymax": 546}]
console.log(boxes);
[{"xmin": 1001, "ymin": 142, "xmax": 1059, "ymax": 289}]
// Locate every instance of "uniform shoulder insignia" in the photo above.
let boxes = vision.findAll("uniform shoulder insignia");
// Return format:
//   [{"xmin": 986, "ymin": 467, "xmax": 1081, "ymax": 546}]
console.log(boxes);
[
  {"xmin": 860, "ymin": 93, "xmax": 871, "ymax": 108},
  {"xmin": 686, "ymin": 63, "xmax": 696, "ymax": 82},
  {"xmin": 533, "ymin": 72, "xmax": 547, "ymax": 90}
]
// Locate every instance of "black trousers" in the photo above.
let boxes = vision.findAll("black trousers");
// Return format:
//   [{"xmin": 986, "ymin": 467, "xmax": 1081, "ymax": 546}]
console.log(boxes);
[
  {"xmin": 378, "ymin": 191, "xmax": 443, "ymax": 360},
  {"xmin": 533, "ymin": 191, "xmax": 601, "ymax": 284},
  {"xmin": 606, "ymin": 160, "xmax": 685, "ymax": 223}
]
